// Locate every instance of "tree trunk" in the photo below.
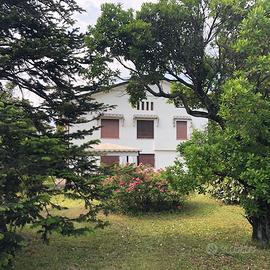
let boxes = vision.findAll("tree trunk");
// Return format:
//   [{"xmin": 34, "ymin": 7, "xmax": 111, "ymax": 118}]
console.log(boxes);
[{"xmin": 248, "ymin": 205, "xmax": 270, "ymax": 245}]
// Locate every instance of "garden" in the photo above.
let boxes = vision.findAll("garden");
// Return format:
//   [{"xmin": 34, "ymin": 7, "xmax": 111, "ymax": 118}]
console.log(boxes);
[
  {"xmin": 14, "ymin": 195, "xmax": 270, "ymax": 270},
  {"xmin": 13, "ymin": 164, "xmax": 270, "ymax": 269}
]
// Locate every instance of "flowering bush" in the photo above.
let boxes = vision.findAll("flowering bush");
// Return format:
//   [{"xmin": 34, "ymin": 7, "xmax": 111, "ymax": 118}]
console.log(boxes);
[
  {"xmin": 103, "ymin": 164, "xmax": 185, "ymax": 213},
  {"xmin": 208, "ymin": 177, "xmax": 244, "ymax": 205}
]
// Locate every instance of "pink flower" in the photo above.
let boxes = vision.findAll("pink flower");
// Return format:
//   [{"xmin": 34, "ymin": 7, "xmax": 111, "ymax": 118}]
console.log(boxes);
[
  {"xmin": 119, "ymin": 181, "xmax": 125, "ymax": 187},
  {"xmin": 126, "ymin": 187, "xmax": 134, "ymax": 193}
]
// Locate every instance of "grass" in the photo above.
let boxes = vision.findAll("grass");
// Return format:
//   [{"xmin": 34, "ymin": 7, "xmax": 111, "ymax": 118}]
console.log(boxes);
[{"xmin": 14, "ymin": 195, "xmax": 270, "ymax": 270}]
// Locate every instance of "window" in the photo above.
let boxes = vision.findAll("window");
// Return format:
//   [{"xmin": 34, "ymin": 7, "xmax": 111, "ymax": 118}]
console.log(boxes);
[
  {"xmin": 101, "ymin": 119, "xmax": 119, "ymax": 139},
  {"xmin": 141, "ymin": 102, "xmax": 145, "ymax": 110},
  {"xmin": 176, "ymin": 121, "xmax": 187, "ymax": 140},
  {"xmin": 136, "ymin": 101, "xmax": 154, "ymax": 111},
  {"xmin": 101, "ymin": 156, "xmax": 119, "ymax": 166},
  {"xmin": 137, "ymin": 120, "xmax": 154, "ymax": 139},
  {"xmin": 138, "ymin": 154, "xmax": 155, "ymax": 167}
]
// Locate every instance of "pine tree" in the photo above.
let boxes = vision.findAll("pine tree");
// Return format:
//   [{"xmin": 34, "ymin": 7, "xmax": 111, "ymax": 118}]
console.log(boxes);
[{"xmin": 0, "ymin": 1, "xmax": 112, "ymax": 267}]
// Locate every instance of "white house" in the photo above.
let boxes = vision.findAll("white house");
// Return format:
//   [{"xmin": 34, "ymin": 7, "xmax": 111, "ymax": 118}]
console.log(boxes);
[{"xmin": 74, "ymin": 81, "xmax": 208, "ymax": 169}]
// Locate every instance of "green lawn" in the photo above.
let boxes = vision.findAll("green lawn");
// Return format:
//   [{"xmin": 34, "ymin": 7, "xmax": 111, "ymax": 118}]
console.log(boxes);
[{"xmin": 14, "ymin": 195, "xmax": 270, "ymax": 270}]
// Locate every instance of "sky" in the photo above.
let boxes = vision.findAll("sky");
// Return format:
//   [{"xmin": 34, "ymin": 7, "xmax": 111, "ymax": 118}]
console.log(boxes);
[{"xmin": 75, "ymin": 0, "xmax": 157, "ymax": 32}]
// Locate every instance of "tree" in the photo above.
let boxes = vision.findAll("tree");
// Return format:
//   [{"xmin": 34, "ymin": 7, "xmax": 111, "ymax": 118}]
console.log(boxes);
[
  {"xmin": 180, "ymin": 77, "xmax": 270, "ymax": 244},
  {"xmin": 86, "ymin": 0, "xmax": 251, "ymax": 127},
  {"xmin": 180, "ymin": 0, "xmax": 270, "ymax": 244},
  {"xmin": 87, "ymin": 0, "xmax": 270, "ymax": 245},
  {"xmin": 0, "ymin": 0, "xmax": 111, "ymax": 268}
]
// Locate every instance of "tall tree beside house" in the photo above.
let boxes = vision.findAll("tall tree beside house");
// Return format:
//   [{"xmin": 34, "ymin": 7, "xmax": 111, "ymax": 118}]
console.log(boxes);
[
  {"xmin": 180, "ymin": 0, "xmax": 270, "ymax": 244},
  {"xmin": 0, "ymin": 0, "xmax": 111, "ymax": 268},
  {"xmin": 87, "ymin": 0, "xmax": 270, "ymax": 245}
]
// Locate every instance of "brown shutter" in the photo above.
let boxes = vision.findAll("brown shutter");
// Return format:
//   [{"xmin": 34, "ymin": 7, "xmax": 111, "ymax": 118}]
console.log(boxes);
[
  {"xmin": 138, "ymin": 154, "xmax": 155, "ymax": 167},
  {"xmin": 101, "ymin": 156, "xmax": 119, "ymax": 165},
  {"xmin": 176, "ymin": 121, "xmax": 187, "ymax": 140},
  {"xmin": 137, "ymin": 120, "xmax": 154, "ymax": 139},
  {"xmin": 101, "ymin": 119, "xmax": 119, "ymax": 139}
]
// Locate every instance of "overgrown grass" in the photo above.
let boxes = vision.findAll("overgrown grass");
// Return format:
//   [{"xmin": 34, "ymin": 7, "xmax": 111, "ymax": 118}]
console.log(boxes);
[{"xmin": 14, "ymin": 195, "xmax": 270, "ymax": 270}]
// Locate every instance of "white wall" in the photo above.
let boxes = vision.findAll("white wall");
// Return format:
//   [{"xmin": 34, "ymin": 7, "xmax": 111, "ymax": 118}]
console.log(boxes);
[{"xmin": 72, "ymin": 81, "xmax": 208, "ymax": 168}]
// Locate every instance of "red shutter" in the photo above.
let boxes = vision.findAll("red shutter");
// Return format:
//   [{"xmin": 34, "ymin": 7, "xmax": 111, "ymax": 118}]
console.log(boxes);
[
  {"xmin": 138, "ymin": 154, "xmax": 155, "ymax": 167},
  {"xmin": 101, "ymin": 156, "xmax": 119, "ymax": 166},
  {"xmin": 101, "ymin": 119, "xmax": 119, "ymax": 139},
  {"xmin": 137, "ymin": 120, "xmax": 154, "ymax": 139},
  {"xmin": 176, "ymin": 121, "xmax": 187, "ymax": 140}
]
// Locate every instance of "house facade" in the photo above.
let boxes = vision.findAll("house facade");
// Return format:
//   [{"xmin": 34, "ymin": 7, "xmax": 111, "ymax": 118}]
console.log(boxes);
[{"xmin": 74, "ymin": 81, "xmax": 208, "ymax": 169}]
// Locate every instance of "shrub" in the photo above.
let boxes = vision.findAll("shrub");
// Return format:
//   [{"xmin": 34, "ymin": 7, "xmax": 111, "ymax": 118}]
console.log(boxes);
[
  {"xmin": 103, "ymin": 164, "xmax": 185, "ymax": 213},
  {"xmin": 162, "ymin": 160, "xmax": 199, "ymax": 195}
]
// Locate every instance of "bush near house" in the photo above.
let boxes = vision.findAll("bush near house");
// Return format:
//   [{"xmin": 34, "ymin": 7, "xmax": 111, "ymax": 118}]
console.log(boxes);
[{"xmin": 103, "ymin": 164, "xmax": 186, "ymax": 213}]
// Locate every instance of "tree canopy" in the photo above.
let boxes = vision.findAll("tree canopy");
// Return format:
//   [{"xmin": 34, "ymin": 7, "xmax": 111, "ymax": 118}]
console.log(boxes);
[
  {"xmin": 180, "ymin": 0, "xmax": 270, "ymax": 244},
  {"xmin": 0, "ymin": 0, "xmax": 113, "ymax": 126},
  {"xmin": 86, "ymin": 0, "xmax": 253, "ymax": 127}
]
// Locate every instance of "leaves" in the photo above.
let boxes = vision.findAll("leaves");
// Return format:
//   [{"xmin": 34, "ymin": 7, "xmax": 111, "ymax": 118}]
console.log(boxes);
[
  {"xmin": 86, "ymin": 0, "xmax": 254, "ymax": 125},
  {"xmin": 0, "ymin": 0, "xmax": 111, "ymax": 267},
  {"xmin": 178, "ymin": 1, "xmax": 270, "ymax": 243}
]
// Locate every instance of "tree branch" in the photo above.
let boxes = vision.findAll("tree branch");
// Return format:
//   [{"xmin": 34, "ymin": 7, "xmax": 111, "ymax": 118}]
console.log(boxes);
[{"xmin": 144, "ymin": 83, "xmax": 210, "ymax": 119}]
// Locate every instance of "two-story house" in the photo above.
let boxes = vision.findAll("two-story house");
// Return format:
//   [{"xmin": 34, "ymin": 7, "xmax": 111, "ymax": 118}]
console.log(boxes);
[{"xmin": 74, "ymin": 81, "xmax": 208, "ymax": 168}]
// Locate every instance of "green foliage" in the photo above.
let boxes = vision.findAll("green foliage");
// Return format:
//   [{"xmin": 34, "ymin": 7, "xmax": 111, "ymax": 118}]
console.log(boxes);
[
  {"xmin": 87, "ymin": 0, "xmax": 270, "ymax": 245},
  {"xmin": 162, "ymin": 160, "xmax": 198, "ymax": 195},
  {"xmin": 181, "ymin": 81, "xmax": 269, "ymax": 190},
  {"xmin": 0, "ymin": 0, "xmax": 112, "ymax": 268},
  {"xmin": 103, "ymin": 164, "xmax": 186, "ymax": 213},
  {"xmin": 180, "ymin": 75, "xmax": 270, "ymax": 242},
  {"xmin": 86, "ymin": 0, "xmax": 252, "ymax": 125},
  {"xmin": 126, "ymin": 79, "xmax": 147, "ymax": 107},
  {"xmin": 0, "ymin": 232, "xmax": 25, "ymax": 270},
  {"xmin": 0, "ymin": 93, "xmax": 109, "ymax": 268}
]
